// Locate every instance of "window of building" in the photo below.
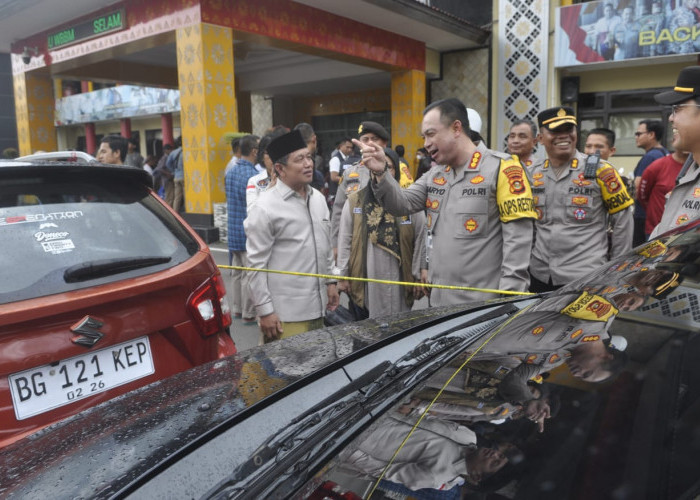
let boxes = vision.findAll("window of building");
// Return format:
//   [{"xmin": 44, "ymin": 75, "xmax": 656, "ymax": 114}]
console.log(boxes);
[{"xmin": 577, "ymin": 89, "xmax": 671, "ymax": 155}]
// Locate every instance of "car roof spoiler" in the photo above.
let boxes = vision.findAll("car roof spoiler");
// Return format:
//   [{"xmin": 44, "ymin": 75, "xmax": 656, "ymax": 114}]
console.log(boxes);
[{"xmin": 17, "ymin": 151, "xmax": 97, "ymax": 164}]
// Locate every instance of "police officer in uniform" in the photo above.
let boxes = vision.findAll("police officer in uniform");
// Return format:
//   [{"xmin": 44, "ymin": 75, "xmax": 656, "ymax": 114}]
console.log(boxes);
[
  {"xmin": 528, "ymin": 106, "xmax": 634, "ymax": 292},
  {"xmin": 359, "ymin": 97, "xmax": 538, "ymax": 306},
  {"xmin": 651, "ymin": 66, "xmax": 700, "ymax": 238},
  {"xmin": 331, "ymin": 121, "xmax": 412, "ymax": 258}
]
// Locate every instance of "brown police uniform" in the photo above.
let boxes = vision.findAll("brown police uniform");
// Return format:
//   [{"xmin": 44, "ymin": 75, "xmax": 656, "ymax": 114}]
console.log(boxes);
[
  {"xmin": 528, "ymin": 150, "xmax": 634, "ymax": 286},
  {"xmin": 650, "ymin": 161, "xmax": 700, "ymax": 238},
  {"xmin": 372, "ymin": 141, "xmax": 537, "ymax": 306}
]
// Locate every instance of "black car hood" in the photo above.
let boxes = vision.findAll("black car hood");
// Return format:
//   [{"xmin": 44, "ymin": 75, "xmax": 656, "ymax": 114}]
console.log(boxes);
[
  {"xmin": 0, "ymin": 300, "xmax": 520, "ymax": 498},
  {"xmin": 5, "ymin": 221, "xmax": 700, "ymax": 499}
]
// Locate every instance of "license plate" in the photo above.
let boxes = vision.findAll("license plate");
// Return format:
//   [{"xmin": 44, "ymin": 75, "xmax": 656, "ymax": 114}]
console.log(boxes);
[{"xmin": 9, "ymin": 337, "xmax": 154, "ymax": 420}]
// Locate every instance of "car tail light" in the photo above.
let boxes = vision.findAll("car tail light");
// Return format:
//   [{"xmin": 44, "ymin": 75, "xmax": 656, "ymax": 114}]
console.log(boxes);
[{"xmin": 187, "ymin": 273, "xmax": 233, "ymax": 336}]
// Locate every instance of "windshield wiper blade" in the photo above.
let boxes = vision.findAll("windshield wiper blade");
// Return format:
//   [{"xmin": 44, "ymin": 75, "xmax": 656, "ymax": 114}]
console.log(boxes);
[{"xmin": 63, "ymin": 256, "xmax": 171, "ymax": 283}]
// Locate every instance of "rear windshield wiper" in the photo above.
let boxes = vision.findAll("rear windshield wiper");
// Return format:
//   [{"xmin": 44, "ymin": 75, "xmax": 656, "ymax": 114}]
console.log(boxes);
[{"xmin": 64, "ymin": 256, "xmax": 172, "ymax": 283}]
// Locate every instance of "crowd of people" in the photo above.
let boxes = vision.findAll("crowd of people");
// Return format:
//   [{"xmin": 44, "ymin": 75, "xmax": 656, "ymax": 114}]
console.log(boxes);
[{"xmin": 214, "ymin": 65, "xmax": 700, "ymax": 347}]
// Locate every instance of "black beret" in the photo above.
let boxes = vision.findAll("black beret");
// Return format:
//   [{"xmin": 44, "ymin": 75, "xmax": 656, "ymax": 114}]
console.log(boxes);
[
  {"xmin": 267, "ymin": 130, "xmax": 307, "ymax": 163},
  {"xmin": 358, "ymin": 121, "xmax": 389, "ymax": 142},
  {"xmin": 537, "ymin": 106, "xmax": 577, "ymax": 130}
]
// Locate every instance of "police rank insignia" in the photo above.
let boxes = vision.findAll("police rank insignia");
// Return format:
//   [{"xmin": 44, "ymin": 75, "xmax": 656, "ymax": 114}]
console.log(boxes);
[
  {"xmin": 471, "ymin": 175, "xmax": 485, "ymax": 184},
  {"xmin": 572, "ymin": 196, "xmax": 589, "ymax": 205},
  {"xmin": 532, "ymin": 326, "xmax": 545, "ymax": 335},
  {"xmin": 582, "ymin": 335, "xmax": 600, "ymax": 342},
  {"xmin": 433, "ymin": 177, "xmax": 447, "ymax": 185},
  {"xmin": 533, "ymin": 172, "xmax": 543, "ymax": 179},
  {"xmin": 548, "ymin": 354, "xmax": 560, "ymax": 364},
  {"xmin": 526, "ymin": 354, "xmax": 538, "ymax": 364},
  {"xmin": 677, "ymin": 214, "xmax": 689, "ymax": 225},
  {"xmin": 465, "ymin": 218, "xmax": 478, "ymax": 232},
  {"xmin": 469, "ymin": 152, "xmax": 481, "ymax": 169},
  {"xmin": 570, "ymin": 329, "xmax": 583, "ymax": 339},
  {"xmin": 348, "ymin": 171, "xmax": 359, "ymax": 178}
]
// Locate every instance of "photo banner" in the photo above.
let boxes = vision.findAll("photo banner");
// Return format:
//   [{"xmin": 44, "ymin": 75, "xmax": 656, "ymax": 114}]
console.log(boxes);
[{"xmin": 556, "ymin": 0, "xmax": 700, "ymax": 67}]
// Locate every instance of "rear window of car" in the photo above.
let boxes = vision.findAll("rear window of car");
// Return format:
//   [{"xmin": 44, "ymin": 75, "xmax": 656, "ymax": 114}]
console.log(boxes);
[{"xmin": 0, "ymin": 172, "xmax": 199, "ymax": 304}]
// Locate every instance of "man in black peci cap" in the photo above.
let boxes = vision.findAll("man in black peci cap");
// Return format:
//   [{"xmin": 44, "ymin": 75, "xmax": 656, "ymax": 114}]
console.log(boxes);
[
  {"xmin": 527, "ymin": 106, "xmax": 634, "ymax": 292},
  {"xmin": 650, "ymin": 66, "xmax": 700, "ymax": 237},
  {"xmin": 245, "ymin": 130, "xmax": 339, "ymax": 343}
]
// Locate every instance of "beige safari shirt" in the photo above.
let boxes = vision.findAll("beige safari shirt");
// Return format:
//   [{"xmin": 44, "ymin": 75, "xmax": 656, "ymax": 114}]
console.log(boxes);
[{"xmin": 244, "ymin": 181, "xmax": 333, "ymax": 322}]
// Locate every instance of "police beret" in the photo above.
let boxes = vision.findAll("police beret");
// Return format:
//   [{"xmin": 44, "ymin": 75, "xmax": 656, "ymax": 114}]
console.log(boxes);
[
  {"xmin": 267, "ymin": 130, "xmax": 307, "ymax": 163},
  {"xmin": 537, "ymin": 106, "xmax": 577, "ymax": 130},
  {"xmin": 655, "ymin": 66, "xmax": 700, "ymax": 105},
  {"xmin": 358, "ymin": 121, "xmax": 389, "ymax": 142}
]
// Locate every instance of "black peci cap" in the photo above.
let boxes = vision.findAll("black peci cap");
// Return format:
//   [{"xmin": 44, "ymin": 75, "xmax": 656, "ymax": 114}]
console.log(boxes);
[{"xmin": 267, "ymin": 130, "xmax": 308, "ymax": 163}]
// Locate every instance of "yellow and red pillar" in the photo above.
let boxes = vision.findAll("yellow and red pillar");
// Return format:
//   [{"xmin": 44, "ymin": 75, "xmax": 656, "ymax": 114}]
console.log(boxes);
[
  {"xmin": 391, "ymin": 70, "xmax": 426, "ymax": 177},
  {"xmin": 176, "ymin": 23, "xmax": 237, "ymax": 216},
  {"xmin": 13, "ymin": 72, "xmax": 57, "ymax": 156}
]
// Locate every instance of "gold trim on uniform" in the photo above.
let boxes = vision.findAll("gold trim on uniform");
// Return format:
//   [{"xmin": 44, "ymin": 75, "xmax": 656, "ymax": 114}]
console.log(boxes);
[
  {"xmin": 469, "ymin": 151, "xmax": 482, "ymax": 169},
  {"xmin": 676, "ymin": 214, "xmax": 689, "ymax": 225}
]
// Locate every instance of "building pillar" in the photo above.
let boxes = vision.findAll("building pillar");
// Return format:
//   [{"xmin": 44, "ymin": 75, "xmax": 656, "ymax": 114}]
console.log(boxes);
[
  {"xmin": 391, "ymin": 70, "xmax": 425, "ymax": 177},
  {"xmin": 176, "ymin": 23, "xmax": 237, "ymax": 241},
  {"xmin": 85, "ymin": 123, "xmax": 97, "ymax": 155},
  {"xmin": 120, "ymin": 118, "xmax": 131, "ymax": 139},
  {"xmin": 161, "ymin": 113, "xmax": 174, "ymax": 146},
  {"xmin": 13, "ymin": 72, "xmax": 57, "ymax": 156}
]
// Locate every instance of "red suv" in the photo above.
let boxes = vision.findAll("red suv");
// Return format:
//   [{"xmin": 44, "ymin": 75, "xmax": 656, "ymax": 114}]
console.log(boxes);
[{"xmin": 0, "ymin": 153, "xmax": 235, "ymax": 447}]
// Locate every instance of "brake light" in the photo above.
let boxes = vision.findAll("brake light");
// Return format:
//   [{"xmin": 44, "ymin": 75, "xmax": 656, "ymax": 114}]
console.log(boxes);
[{"xmin": 187, "ymin": 272, "xmax": 233, "ymax": 336}]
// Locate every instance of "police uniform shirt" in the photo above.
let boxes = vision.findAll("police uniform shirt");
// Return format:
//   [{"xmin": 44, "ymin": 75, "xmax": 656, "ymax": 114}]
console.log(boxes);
[
  {"xmin": 372, "ymin": 141, "xmax": 537, "ymax": 306},
  {"xmin": 529, "ymin": 150, "xmax": 634, "ymax": 286},
  {"xmin": 651, "ymin": 161, "xmax": 700, "ymax": 238},
  {"xmin": 330, "ymin": 162, "xmax": 370, "ymax": 248}
]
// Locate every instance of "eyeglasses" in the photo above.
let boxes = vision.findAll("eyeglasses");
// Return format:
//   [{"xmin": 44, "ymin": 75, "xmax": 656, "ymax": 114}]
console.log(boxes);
[
  {"xmin": 671, "ymin": 103, "xmax": 700, "ymax": 115},
  {"xmin": 634, "ymin": 131, "xmax": 648, "ymax": 137}
]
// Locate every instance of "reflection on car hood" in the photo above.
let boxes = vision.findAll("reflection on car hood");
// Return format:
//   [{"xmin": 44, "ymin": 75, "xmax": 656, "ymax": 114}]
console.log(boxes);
[
  {"xmin": 5, "ymin": 221, "xmax": 700, "ymax": 499},
  {"xmin": 0, "ymin": 301, "xmax": 514, "ymax": 498}
]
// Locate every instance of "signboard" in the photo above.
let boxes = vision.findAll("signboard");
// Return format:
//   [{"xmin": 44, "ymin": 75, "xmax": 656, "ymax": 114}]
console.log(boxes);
[
  {"xmin": 556, "ymin": 0, "xmax": 700, "ymax": 67},
  {"xmin": 55, "ymin": 85, "xmax": 180, "ymax": 125},
  {"xmin": 48, "ymin": 9, "xmax": 127, "ymax": 50}
]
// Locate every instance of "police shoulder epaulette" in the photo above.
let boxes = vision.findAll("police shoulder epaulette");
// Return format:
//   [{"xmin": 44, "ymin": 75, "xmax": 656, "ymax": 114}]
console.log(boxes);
[
  {"xmin": 489, "ymin": 149, "xmax": 511, "ymax": 160},
  {"xmin": 594, "ymin": 160, "xmax": 615, "ymax": 177}
]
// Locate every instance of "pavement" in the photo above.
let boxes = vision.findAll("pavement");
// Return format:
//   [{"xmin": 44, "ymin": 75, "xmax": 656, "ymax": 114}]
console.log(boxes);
[{"xmin": 208, "ymin": 240, "xmax": 429, "ymax": 352}]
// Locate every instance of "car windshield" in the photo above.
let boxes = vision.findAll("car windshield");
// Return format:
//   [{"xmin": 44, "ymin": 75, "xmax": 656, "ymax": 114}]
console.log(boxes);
[{"xmin": 0, "ymin": 173, "xmax": 198, "ymax": 304}]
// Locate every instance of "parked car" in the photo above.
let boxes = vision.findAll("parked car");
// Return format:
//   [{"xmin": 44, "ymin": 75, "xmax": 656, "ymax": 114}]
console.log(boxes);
[
  {"xmin": 0, "ymin": 152, "xmax": 235, "ymax": 448},
  {"xmin": 2, "ymin": 219, "xmax": 700, "ymax": 499}
]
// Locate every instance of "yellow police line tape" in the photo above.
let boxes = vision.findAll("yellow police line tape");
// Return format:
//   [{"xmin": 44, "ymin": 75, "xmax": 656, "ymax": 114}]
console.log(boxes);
[{"xmin": 218, "ymin": 265, "xmax": 535, "ymax": 297}]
